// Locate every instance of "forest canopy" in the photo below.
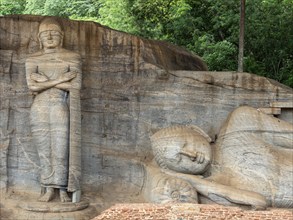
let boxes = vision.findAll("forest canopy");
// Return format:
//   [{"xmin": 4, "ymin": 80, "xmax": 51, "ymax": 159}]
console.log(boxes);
[{"xmin": 1, "ymin": 0, "xmax": 292, "ymax": 87}]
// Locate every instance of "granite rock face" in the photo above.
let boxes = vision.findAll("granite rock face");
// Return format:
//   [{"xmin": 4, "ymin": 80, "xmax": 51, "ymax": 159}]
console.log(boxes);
[
  {"xmin": 0, "ymin": 15, "xmax": 292, "ymax": 214},
  {"xmin": 147, "ymin": 112, "xmax": 292, "ymax": 209}
]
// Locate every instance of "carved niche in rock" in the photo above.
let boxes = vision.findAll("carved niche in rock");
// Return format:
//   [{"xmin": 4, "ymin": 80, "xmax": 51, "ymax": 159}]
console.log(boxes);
[{"xmin": 145, "ymin": 106, "xmax": 293, "ymax": 210}]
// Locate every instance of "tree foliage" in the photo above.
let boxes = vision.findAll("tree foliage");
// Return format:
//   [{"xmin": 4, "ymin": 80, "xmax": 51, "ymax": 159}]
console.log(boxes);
[
  {"xmin": 97, "ymin": 0, "xmax": 136, "ymax": 32},
  {"xmin": 66, "ymin": 0, "xmax": 101, "ymax": 21},
  {"xmin": 24, "ymin": 0, "xmax": 67, "ymax": 16},
  {"xmin": 245, "ymin": 0, "xmax": 293, "ymax": 86},
  {"xmin": 0, "ymin": 0, "xmax": 292, "ymax": 87},
  {"xmin": 0, "ymin": 0, "xmax": 26, "ymax": 15}
]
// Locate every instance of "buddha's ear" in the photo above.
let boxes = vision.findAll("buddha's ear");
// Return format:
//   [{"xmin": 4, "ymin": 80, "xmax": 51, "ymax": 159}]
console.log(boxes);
[{"xmin": 188, "ymin": 125, "xmax": 212, "ymax": 143}]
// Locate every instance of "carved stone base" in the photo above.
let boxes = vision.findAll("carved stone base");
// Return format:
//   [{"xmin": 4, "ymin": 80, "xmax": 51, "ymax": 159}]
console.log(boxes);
[
  {"xmin": 18, "ymin": 201, "xmax": 89, "ymax": 212},
  {"xmin": 1, "ymin": 191, "xmax": 99, "ymax": 220}
]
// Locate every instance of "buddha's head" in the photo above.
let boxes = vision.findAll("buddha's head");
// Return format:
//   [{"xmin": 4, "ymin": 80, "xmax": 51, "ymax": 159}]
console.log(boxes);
[
  {"xmin": 151, "ymin": 125, "xmax": 212, "ymax": 175},
  {"xmin": 38, "ymin": 18, "xmax": 64, "ymax": 49}
]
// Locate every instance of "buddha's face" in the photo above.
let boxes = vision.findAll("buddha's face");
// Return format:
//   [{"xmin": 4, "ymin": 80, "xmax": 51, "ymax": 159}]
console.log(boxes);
[
  {"xmin": 160, "ymin": 135, "xmax": 212, "ymax": 175},
  {"xmin": 39, "ymin": 30, "xmax": 62, "ymax": 49}
]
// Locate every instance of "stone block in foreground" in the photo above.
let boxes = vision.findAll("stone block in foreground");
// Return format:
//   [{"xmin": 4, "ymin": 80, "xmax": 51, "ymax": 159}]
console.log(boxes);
[{"xmin": 93, "ymin": 203, "xmax": 293, "ymax": 220}]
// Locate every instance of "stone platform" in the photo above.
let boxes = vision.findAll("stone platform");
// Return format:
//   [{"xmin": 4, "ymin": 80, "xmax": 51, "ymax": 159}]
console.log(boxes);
[
  {"xmin": 92, "ymin": 203, "xmax": 293, "ymax": 220},
  {"xmin": 19, "ymin": 200, "xmax": 89, "ymax": 212},
  {"xmin": 0, "ymin": 191, "xmax": 98, "ymax": 220}
]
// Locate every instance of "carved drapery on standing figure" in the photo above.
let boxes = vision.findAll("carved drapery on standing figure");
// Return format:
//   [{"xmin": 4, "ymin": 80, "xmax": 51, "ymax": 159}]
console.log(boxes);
[{"xmin": 25, "ymin": 18, "xmax": 82, "ymax": 203}]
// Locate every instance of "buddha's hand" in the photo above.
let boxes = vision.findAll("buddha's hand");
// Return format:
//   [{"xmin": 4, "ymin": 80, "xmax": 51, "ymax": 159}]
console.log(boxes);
[
  {"xmin": 30, "ymin": 73, "xmax": 49, "ymax": 82},
  {"xmin": 195, "ymin": 152, "xmax": 205, "ymax": 164},
  {"xmin": 180, "ymin": 149, "xmax": 205, "ymax": 164},
  {"xmin": 59, "ymin": 71, "xmax": 77, "ymax": 83}
]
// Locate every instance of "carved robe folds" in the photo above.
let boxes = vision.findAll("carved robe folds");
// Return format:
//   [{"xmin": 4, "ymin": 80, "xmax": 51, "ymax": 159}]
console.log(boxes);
[{"xmin": 26, "ymin": 49, "xmax": 82, "ymax": 193}]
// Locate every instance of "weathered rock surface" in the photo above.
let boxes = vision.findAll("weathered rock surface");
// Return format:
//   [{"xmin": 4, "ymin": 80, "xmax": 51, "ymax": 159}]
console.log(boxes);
[{"xmin": 0, "ymin": 15, "xmax": 293, "ymax": 218}]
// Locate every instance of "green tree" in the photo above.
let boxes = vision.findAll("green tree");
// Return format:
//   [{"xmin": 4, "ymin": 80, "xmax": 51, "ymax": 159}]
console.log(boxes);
[
  {"xmin": 97, "ymin": 0, "xmax": 136, "ymax": 32},
  {"xmin": 119, "ymin": 0, "xmax": 293, "ymax": 87},
  {"xmin": 118, "ymin": 0, "xmax": 239, "ymax": 72},
  {"xmin": 193, "ymin": 35, "xmax": 238, "ymax": 71},
  {"xmin": 24, "ymin": 0, "xmax": 68, "ymax": 16},
  {"xmin": 245, "ymin": 0, "xmax": 293, "ymax": 87},
  {"xmin": 67, "ymin": 0, "xmax": 101, "ymax": 21},
  {"xmin": 0, "ymin": 0, "xmax": 26, "ymax": 15},
  {"xmin": 24, "ymin": 0, "xmax": 101, "ymax": 19}
]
